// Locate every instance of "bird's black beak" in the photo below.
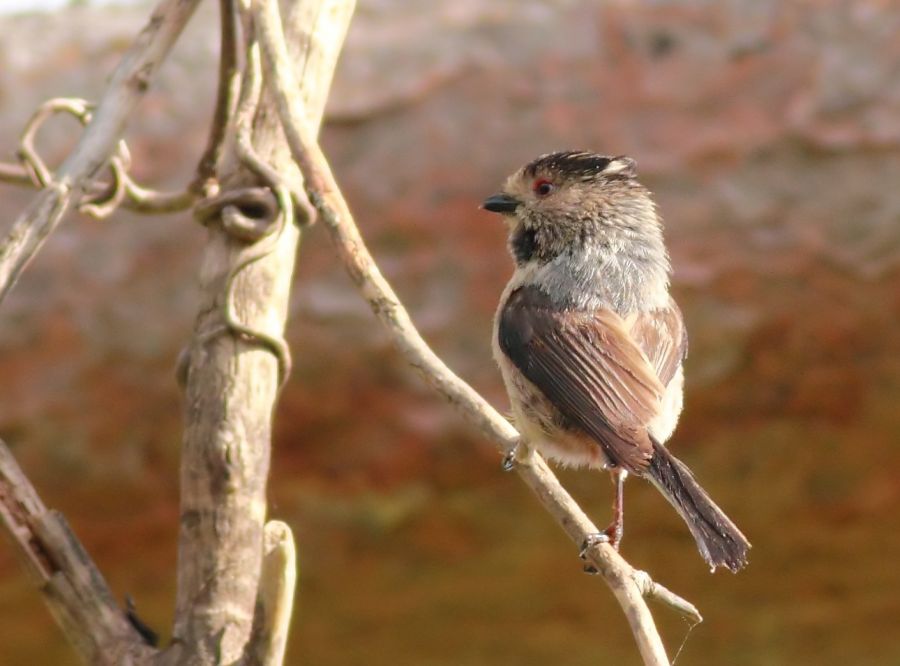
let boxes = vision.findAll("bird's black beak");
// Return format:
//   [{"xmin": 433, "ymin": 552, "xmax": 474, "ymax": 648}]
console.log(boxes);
[{"xmin": 481, "ymin": 193, "xmax": 521, "ymax": 214}]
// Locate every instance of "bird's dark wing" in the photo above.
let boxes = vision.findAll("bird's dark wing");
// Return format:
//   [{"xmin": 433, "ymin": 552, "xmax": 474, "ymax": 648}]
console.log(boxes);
[
  {"xmin": 627, "ymin": 299, "xmax": 688, "ymax": 388},
  {"xmin": 498, "ymin": 286, "xmax": 664, "ymax": 473}
]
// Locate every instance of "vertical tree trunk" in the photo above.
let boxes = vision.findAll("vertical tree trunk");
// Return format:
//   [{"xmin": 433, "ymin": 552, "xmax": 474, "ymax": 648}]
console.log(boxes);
[{"xmin": 173, "ymin": 1, "xmax": 354, "ymax": 661}]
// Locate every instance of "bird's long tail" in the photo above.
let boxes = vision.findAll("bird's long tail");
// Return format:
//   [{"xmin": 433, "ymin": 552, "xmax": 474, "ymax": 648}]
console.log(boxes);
[{"xmin": 646, "ymin": 439, "xmax": 750, "ymax": 572}]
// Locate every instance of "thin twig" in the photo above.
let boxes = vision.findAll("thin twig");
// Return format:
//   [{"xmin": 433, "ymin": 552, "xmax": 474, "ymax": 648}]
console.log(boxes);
[
  {"xmin": 0, "ymin": 158, "xmax": 194, "ymax": 215},
  {"xmin": 634, "ymin": 570, "xmax": 702, "ymax": 623},
  {"xmin": 3, "ymin": 96, "xmax": 191, "ymax": 216},
  {"xmin": 0, "ymin": 159, "xmax": 33, "ymax": 187},
  {"xmin": 16, "ymin": 98, "xmax": 100, "ymax": 189},
  {"xmin": 0, "ymin": 0, "xmax": 201, "ymax": 307},
  {"xmin": 253, "ymin": 0, "xmax": 699, "ymax": 662},
  {"xmin": 190, "ymin": 0, "xmax": 243, "ymax": 195},
  {"xmin": 103, "ymin": 175, "xmax": 195, "ymax": 215}
]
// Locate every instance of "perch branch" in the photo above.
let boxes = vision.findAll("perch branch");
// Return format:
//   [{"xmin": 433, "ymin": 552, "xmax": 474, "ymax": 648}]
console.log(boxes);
[
  {"xmin": 254, "ymin": 2, "xmax": 700, "ymax": 663},
  {"xmin": 0, "ymin": 0, "xmax": 201, "ymax": 307},
  {"xmin": 0, "ymin": 439, "xmax": 155, "ymax": 664}
]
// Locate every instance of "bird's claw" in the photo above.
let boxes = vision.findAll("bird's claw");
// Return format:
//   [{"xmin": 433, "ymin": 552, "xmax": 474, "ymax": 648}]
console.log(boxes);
[
  {"xmin": 580, "ymin": 532, "xmax": 610, "ymax": 574},
  {"xmin": 125, "ymin": 595, "xmax": 159, "ymax": 647},
  {"xmin": 579, "ymin": 532, "xmax": 609, "ymax": 559},
  {"xmin": 501, "ymin": 452, "xmax": 516, "ymax": 472},
  {"xmin": 602, "ymin": 520, "xmax": 624, "ymax": 551}
]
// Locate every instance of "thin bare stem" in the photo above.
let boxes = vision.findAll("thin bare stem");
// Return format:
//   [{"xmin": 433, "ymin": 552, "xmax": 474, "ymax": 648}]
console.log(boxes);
[
  {"xmin": 634, "ymin": 570, "xmax": 702, "ymax": 623},
  {"xmin": 0, "ymin": 160, "xmax": 32, "ymax": 187},
  {"xmin": 107, "ymin": 176, "xmax": 195, "ymax": 214},
  {"xmin": 0, "ymin": 0, "xmax": 201, "ymax": 307},
  {"xmin": 0, "ymin": 159, "xmax": 194, "ymax": 215},
  {"xmin": 190, "ymin": 0, "xmax": 242, "ymax": 195}
]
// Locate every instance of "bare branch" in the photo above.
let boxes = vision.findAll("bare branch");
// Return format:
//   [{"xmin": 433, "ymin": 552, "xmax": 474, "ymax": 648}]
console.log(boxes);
[
  {"xmin": 1, "ymin": 95, "xmax": 191, "ymax": 215},
  {"xmin": 634, "ymin": 570, "xmax": 703, "ymax": 624},
  {"xmin": 16, "ymin": 98, "xmax": 101, "ymax": 189},
  {"xmin": 190, "ymin": 0, "xmax": 243, "ymax": 195},
  {"xmin": 253, "ymin": 2, "xmax": 698, "ymax": 663},
  {"xmin": 0, "ymin": 161, "xmax": 32, "ymax": 187},
  {"xmin": 0, "ymin": 0, "xmax": 201, "ymax": 307},
  {"xmin": 102, "ymin": 176, "xmax": 195, "ymax": 215},
  {"xmin": 0, "ymin": 439, "xmax": 155, "ymax": 664},
  {"xmin": 0, "ymin": 158, "xmax": 194, "ymax": 215}
]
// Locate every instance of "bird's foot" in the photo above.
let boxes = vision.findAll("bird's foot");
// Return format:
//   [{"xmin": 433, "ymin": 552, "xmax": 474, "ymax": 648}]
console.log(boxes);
[
  {"xmin": 579, "ymin": 532, "xmax": 609, "ymax": 559},
  {"xmin": 501, "ymin": 452, "xmax": 516, "ymax": 472},
  {"xmin": 501, "ymin": 441, "xmax": 531, "ymax": 472},
  {"xmin": 580, "ymin": 533, "xmax": 609, "ymax": 575},
  {"xmin": 125, "ymin": 595, "xmax": 159, "ymax": 647},
  {"xmin": 602, "ymin": 520, "xmax": 624, "ymax": 551}
]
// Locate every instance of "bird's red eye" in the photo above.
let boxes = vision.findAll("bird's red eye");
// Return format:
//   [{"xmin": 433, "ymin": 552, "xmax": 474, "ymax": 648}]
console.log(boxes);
[{"xmin": 533, "ymin": 178, "xmax": 554, "ymax": 197}]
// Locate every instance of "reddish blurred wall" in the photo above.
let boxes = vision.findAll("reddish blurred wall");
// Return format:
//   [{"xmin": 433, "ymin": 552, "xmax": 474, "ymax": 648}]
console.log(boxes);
[{"xmin": 1, "ymin": 1, "xmax": 899, "ymax": 664}]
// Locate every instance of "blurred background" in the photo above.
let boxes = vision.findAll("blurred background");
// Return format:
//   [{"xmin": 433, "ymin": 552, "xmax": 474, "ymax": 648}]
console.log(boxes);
[{"xmin": 1, "ymin": 0, "xmax": 899, "ymax": 663}]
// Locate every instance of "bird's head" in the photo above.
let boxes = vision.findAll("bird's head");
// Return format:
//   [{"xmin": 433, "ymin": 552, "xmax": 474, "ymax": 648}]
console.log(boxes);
[{"xmin": 482, "ymin": 150, "xmax": 660, "ymax": 265}]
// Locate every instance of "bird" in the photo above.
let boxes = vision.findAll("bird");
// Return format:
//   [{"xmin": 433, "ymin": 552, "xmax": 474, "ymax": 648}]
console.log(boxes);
[{"xmin": 483, "ymin": 150, "xmax": 750, "ymax": 572}]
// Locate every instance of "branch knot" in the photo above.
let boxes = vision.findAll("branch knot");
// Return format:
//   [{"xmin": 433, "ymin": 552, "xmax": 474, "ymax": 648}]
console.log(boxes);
[{"xmin": 193, "ymin": 186, "xmax": 281, "ymax": 243}]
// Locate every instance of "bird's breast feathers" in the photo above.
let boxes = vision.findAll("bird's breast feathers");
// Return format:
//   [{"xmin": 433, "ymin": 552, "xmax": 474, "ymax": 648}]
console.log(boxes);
[{"xmin": 493, "ymin": 283, "xmax": 687, "ymax": 473}]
